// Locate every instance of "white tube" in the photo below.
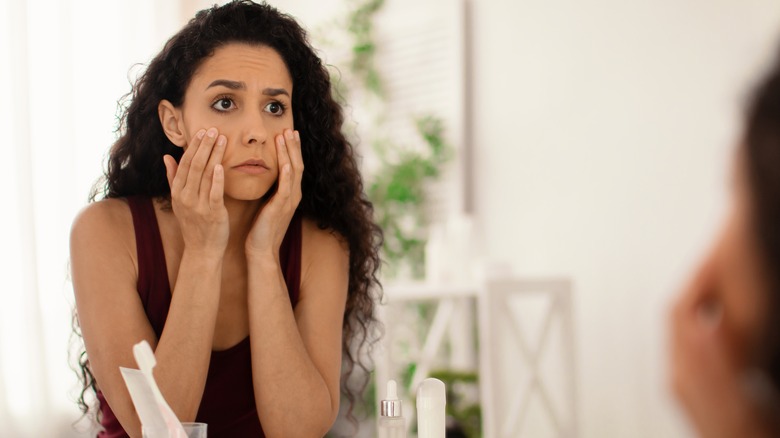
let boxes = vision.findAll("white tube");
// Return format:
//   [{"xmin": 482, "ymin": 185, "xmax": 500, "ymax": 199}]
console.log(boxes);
[{"xmin": 416, "ymin": 378, "xmax": 446, "ymax": 438}]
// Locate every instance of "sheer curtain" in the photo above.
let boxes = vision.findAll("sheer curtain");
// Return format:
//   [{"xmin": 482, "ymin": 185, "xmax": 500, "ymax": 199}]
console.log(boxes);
[
  {"xmin": 0, "ymin": 1, "xmax": 366, "ymax": 436},
  {"xmin": 0, "ymin": 1, "xmax": 184, "ymax": 436}
]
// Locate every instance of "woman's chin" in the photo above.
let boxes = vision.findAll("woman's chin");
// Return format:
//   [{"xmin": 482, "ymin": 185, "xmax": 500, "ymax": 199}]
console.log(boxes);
[{"xmin": 223, "ymin": 187, "xmax": 274, "ymax": 203}]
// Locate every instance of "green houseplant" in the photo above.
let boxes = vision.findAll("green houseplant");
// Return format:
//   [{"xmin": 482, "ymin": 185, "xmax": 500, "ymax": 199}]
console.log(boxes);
[
  {"xmin": 322, "ymin": 1, "xmax": 481, "ymax": 436},
  {"xmin": 327, "ymin": 0, "xmax": 452, "ymax": 280}
]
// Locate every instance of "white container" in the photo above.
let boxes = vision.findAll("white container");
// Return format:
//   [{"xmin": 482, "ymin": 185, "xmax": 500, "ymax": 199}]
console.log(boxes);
[{"xmin": 416, "ymin": 378, "xmax": 446, "ymax": 438}]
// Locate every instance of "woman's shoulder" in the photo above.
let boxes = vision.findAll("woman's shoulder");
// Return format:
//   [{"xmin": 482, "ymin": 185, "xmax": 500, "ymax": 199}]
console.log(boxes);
[
  {"xmin": 300, "ymin": 217, "xmax": 348, "ymax": 252},
  {"xmin": 301, "ymin": 218, "xmax": 349, "ymax": 301},
  {"xmin": 72, "ymin": 198, "xmax": 132, "ymax": 232},
  {"xmin": 70, "ymin": 198, "xmax": 136, "ymax": 255},
  {"xmin": 299, "ymin": 217, "xmax": 349, "ymax": 284}
]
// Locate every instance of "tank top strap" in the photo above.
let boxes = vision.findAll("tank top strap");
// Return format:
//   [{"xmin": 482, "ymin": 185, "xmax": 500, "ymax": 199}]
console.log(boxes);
[{"xmin": 126, "ymin": 195, "xmax": 170, "ymax": 337}]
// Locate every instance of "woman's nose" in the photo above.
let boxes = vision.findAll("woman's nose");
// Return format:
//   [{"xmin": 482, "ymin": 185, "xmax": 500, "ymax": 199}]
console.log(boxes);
[{"xmin": 241, "ymin": 109, "xmax": 268, "ymax": 146}]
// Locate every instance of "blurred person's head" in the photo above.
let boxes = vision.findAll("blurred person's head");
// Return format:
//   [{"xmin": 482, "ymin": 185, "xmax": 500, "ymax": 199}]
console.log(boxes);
[
  {"xmin": 77, "ymin": 0, "xmax": 381, "ymax": 424},
  {"xmin": 671, "ymin": 47, "xmax": 780, "ymax": 436}
]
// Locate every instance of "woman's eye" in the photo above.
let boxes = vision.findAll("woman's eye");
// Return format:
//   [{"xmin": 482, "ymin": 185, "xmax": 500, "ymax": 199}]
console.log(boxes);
[
  {"xmin": 265, "ymin": 101, "xmax": 284, "ymax": 115},
  {"xmin": 212, "ymin": 98, "xmax": 235, "ymax": 111}
]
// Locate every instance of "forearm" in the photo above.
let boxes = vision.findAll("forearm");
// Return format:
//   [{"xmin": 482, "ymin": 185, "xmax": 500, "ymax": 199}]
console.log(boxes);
[
  {"xmin": 150, "ymin": 249, "xmax": 223, "ymax": 422},
  {"xmin": 247, "ymin": 257, "xmax": 335, "ymax": 436}
]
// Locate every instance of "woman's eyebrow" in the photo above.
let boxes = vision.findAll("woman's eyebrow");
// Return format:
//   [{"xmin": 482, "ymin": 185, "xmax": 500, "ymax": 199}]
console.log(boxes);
[
  {"xmin": 205, "ymin": 79, "xmax": 289, "ymax": 98},
  {"xmin": 206, "ymin": 79, "xmax": 245, "ymax": 90},
  {"xmin": 263, "ymin": 87, "xmax": 290, "ymax": 97}
]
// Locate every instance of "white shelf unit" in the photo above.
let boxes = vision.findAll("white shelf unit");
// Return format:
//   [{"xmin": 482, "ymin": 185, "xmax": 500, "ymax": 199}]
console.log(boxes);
[{"xmin": 375, "ymin": 278, "xmax": 578, "ymax": 437}]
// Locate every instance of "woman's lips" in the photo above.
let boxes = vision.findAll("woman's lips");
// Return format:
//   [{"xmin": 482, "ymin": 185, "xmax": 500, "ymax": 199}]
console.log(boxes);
[{"xmin": 232, "ymin": 159, "xmax": 270, "ymax": 174}]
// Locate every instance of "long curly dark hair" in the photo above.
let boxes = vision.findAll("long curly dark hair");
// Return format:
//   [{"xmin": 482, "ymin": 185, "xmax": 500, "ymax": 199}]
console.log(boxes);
[{"xmin": 74, "ymin": 0, "xmax": 382, "ymax": 426}]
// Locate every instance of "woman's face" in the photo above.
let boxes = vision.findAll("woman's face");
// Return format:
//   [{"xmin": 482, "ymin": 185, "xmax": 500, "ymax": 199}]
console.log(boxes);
[
  {"xmin": 169, "ymin": 43, "xmax": 294, "ymax": 201},
  {"xmin": 670, "ymin": 153, "xmax": 775, "ymax": 435}
]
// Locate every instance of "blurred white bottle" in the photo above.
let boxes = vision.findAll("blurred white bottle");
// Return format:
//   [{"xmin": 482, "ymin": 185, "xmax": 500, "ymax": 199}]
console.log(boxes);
[
  {"xmin": 378, "ymin": 380, "xmax": 406, "ymax": 438},
  {"xmin": 416, "ymin": 378, "xmax": 446, "ymax": 438}
]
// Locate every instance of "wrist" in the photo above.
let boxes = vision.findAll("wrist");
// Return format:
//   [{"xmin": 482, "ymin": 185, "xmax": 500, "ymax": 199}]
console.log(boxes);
[
  {"xmin": 246, "ymin": 250, "xmax": 280, "ymax": 270},
  {"xmin": 182, "ymin": 246, "xmax": 226, "ymax": 264},
  {"xmin": 244, "ymin": 240, "xmax": 278, "ymax": 261}
]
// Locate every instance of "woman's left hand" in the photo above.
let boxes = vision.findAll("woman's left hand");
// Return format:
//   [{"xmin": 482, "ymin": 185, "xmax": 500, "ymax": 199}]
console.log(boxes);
[{"xmin": 245, "ymin": 129, "xmax": 303, "ymax": 260}]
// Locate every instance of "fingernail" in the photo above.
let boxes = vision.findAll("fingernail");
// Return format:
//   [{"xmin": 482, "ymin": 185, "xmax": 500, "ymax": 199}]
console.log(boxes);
[
  {"xmin": 285, "ymin": 130, "xmax": 293, "ymax": 140},
  {"xmin": 277, "ymin": 135, "xmax": 285, "ymax": 146},
  {"xmin": 217, "ymin": 135, "xmax": 226, "ymax": 147},
  {"xmin": 207, "ymin": 128, "xmax": 217, "ymax": 138},
  {"xmin": 294, "ymin": 131, "xmax": 300, "ymax": 141},
  {"xmin": 197, "ymin": 129, "xmax": 206, "ymax": 139}
]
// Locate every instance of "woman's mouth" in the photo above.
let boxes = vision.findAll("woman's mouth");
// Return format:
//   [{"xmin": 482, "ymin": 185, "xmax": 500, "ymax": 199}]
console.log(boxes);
[{"xmin": 233, "ymin": 159, "xmax": 271, "ymax": 174}]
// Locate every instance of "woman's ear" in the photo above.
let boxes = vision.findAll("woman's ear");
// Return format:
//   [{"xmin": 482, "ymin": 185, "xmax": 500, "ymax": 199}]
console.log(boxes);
[{"xmin": 158, "ymin": 100, "xmax": 187, "ymax": 147}]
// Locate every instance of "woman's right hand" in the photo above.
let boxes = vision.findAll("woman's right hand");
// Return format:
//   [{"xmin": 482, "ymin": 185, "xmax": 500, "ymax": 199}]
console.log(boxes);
[{"xmin": 163, "ymin": 127, "xmax": 229, "ymax": 255}]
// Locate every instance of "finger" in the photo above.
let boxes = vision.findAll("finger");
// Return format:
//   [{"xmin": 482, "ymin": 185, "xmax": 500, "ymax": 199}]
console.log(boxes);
[
  {"xmin": 287, "ymin": 130, "xmax": 304, "ymax": 177},
  {"xmin": 172, "ymin": 129, "xmax": 206, "ymax": 194},
  {"xmin": 163, "ymin": 155, "xmax": 178, "ymax": 192},
  {"xmin": 209, "ymin": 164, "xmax": 225, "ymax": 210},
  {"xmin": 200, "ymin": 134, "xmax": 227, "ymax": 202},
  {"xmin": 276, "ymin": 134, "xmax": 293, "ymax": 199},
  {"xmin": 287, "ymin": 130, "xmax": 304, "ymax": 204},
  {"xmin": 290, "ymin": 130, "xmax": 304, "ymax": 203},
  {"xmin": 184, "ymin": 127, "xmax": 219, "ymax": 196}
]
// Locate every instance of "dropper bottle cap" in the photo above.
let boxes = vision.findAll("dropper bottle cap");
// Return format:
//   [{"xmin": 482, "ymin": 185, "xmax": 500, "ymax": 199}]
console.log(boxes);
[{"xmin": 380, "ymin": 380, "xmax": 402, "ymax": 417}]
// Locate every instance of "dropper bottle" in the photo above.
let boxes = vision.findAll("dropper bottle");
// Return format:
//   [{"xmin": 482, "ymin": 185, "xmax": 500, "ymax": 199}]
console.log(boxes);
[{"xmin": 378, "ymin": 380, "xmax": 406, "ymax": 438}]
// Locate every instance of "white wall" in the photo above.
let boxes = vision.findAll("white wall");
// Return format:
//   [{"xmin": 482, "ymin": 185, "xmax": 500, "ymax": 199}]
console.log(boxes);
[{"xmin": 470, "ymin": 0, "xmax": 780, "ymax": 436}]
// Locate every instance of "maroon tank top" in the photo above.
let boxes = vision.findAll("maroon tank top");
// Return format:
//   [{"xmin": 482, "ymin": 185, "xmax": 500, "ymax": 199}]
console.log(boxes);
[{"xmin": 96, "ymin": 196, "xmax": 302, "ymax": 438}]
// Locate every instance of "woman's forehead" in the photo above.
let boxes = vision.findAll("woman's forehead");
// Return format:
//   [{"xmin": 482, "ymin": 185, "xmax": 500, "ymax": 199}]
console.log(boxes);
[{"xmin": 190, "ymin": 43, "xmax": 293, "ymax": 92}]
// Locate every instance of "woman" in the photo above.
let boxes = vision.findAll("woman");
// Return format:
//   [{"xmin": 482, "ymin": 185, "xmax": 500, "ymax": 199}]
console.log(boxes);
[
  {"xmin": 70, "ymin": 1, "xmax": 382, "ymax": 437},
  {"xmin": 669, "ymin": 47, "xmax": 780, "ymax": 436}
]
